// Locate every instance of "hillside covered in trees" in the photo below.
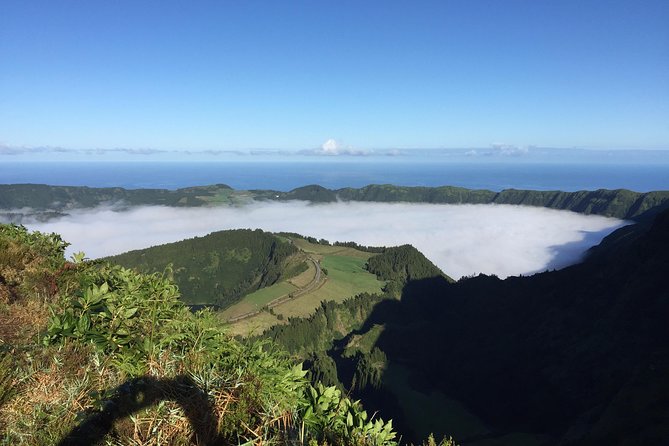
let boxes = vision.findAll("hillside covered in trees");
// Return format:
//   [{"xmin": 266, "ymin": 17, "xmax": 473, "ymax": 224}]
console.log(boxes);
[
  {"xmin": 0, "ymin": 224, "xmax": 417, "ymax": 446},
  {"xmin": 2, "ymin": 183, "xmax": 669, "ymax": 223},
  {"xmin": 0, "ymin": 183, "xmax": 243, "ymax": 212},
  {"xmin": 2, "ymin": 184, "xmax": 669, "ymax": 445},
  {"xmin": 106, "ymin": 229, "xmax": 306, "ymax": 308},
  {"xmin": 263, "ymin": 209, "xmax": 669, "ymax": 445},
  {"xmin": 258, "ymin": 184, "xmax": 669, "ymax": 220}
]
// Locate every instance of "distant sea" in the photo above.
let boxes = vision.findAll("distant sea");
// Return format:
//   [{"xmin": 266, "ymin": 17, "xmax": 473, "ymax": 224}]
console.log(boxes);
[{"xmin": 1, "ymin": 160, "xmax": 668, "ymax": 192}]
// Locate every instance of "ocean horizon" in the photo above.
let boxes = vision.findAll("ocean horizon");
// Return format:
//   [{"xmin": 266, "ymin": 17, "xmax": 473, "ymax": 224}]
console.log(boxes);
[{"xmin": 1, "ymin": 160, "xmax": 668, "ymax": 193}]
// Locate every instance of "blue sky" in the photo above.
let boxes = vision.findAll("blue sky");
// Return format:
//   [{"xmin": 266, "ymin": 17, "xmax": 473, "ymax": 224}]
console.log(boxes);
[{"xmin": 1, "ymin": 0, "xmax": 668, "ymax": 155}]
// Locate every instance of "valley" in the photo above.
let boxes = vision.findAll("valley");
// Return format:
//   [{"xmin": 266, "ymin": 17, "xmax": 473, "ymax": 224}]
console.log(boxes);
[
  {"xmin": 1, "ymin": 184, "xmax": 668, "ymax": 445},
  {"xmin": 3, "ymin": 2, "xmax": 666, "ymax": 443}
]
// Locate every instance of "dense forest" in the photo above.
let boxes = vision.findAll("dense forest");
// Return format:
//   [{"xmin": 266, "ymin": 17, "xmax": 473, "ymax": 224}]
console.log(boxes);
[
  {"xmin": 106, "ymin": 229, "xmax": 305, "ymax": 308},
  {"xmin": 262, "ymin": 210, "xmax": 669, "ymax": 445},
  {"xmin": 256, "ymin": 184, "xmax": 669, "ymax": 220}
]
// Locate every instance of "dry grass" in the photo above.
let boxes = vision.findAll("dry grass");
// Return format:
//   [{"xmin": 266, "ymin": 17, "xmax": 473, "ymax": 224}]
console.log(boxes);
[
  {"xmin": 288, "ymin": 261, "xmax": 318, "ymax": 288},
  {"xmin": 113, "ymin": 400, "xmax": 194, "ymax": 446},
  {"xmin": 0, "ymin": 239, "xmax": 60, "ymax": 303},
  {"xmin": 0, "ymin": 345, "xmax": 97, "ymax": 443},
  {"xmin": 0, "ymin": 298, "xmax": 50, "ymax": 347},
  {"xmin": 224, "ymin": 311, "xmax": 286, "ymax": 337}
]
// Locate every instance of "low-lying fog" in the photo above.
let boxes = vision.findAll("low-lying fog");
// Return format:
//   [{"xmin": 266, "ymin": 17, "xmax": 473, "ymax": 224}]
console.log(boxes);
[{"xmin": 25, "ymin": 202, "xmax": 626, "ymax": 279}]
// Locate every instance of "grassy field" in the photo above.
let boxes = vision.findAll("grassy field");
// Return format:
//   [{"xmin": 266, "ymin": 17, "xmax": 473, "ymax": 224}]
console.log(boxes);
[
  {"xmin": 274, "ymin": 254, "xmax": 384, "ymax": 318},
  {"xmin": 219, "ymin": 281, "xmax": 298, "ymax": 320},
  {"xmin": 197, "ymin": 189, "xmax": 255, "ymax": 205},
  {"xmin": 223, "ymin": 311, "xmax": 285, "ymax": 337},
  {"xmin": 223, "ymin": 238, "xmax": 385, "ymax": 335},
  {"xmin": 291, "ymin": 239, "xmax": 373, "ymax": 259},
  {"xmin": 288, "ymin": 260, "xmax": 318, "ymax": 288}
]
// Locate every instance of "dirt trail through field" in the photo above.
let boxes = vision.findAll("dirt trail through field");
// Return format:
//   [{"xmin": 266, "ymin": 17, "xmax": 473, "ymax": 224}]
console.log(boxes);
[{"xmin": 226, "ymin": 257, "xmax": 325, "ymax": 323}]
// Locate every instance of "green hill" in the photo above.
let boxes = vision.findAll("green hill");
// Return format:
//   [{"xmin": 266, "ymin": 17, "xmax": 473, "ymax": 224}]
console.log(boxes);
[
  {"xmin": 262, "ymin": 209, "xmax": 669, "ymax": 445},
  {"xmin": 3, "ymin": 189, "xmax": 669, "ymax": 444},
  {"xmin": 262, "ymin": 245, "xmax": 446, "ymax": 356},
  {"xmin": 2, "ymin": 183, "xmax": 669, "ymax": 223},
  {"xmin": 106, "ymin": 229, "xmax": 305, "ymax": 308},
  {"xmin": 220, "ymin": 236, "xmax": 387, "ymax": 337},
  {"xmin": 273, "ymin": 184, "xmax": 669, "ymax": 220},
  {"xmin": 3, "ymin": 183, "xmax": 669, "ymax": 444},
  {"xmin": 0, "ymin": 183, "xmax": 249, "ymax": 222},
  {"xmin": 0, "ymin": 224, "xmax": 409, "ymax": 446}
]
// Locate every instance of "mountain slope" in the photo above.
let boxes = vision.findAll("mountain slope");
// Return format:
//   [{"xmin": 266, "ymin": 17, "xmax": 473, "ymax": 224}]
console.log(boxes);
[
  {"xmin": 0, "ymin": 184, "xmax": 245, "ymax": 220},
  {"xmin": 262, "ymin": 209, "xmax": 669, "ymax": 444},
  {"xmin": 371, "ymin": 209, "xmax": 669, "ymax": 444},
  {"xmin": 278, "ymin": 184, "xmax": 669, "ymax": 220},
  {"xmin": 2, "ymin": 183, "xmax": 668, "ymax": 222},
  {"xmin": 106, "ymin": 229, "xmax": 304, "ymax": 308},
  {"xmin": 0, "ymin": 224, "xmax": 402, "ymax": 446}
]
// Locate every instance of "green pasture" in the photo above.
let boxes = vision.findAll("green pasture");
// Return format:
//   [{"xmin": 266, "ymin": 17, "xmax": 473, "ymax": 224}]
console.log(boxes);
[
  {"xmin": 220, "ymin": 281, "xmax": 297, "ymax": 320},
  {"xmin": 274, "ymin": 254, "xmax": 384, "ymax": 319},
  {"xmin": 291, "ymin": 239, "xmax": 373, "ymax": 260},
  {"xmin": 288, "ymin": 260, "xmax": 318, "ymax": 288},
  {"xmin": 198, "ymin": 189, "xmax": 255, "ymax": 205},
  {"xmin": 223, "ymin": 238, "xmax": 385, "ymax": 335},
  {"xmin": 222, "ymin": 311, "xmax": 285, "ymax": 337}
]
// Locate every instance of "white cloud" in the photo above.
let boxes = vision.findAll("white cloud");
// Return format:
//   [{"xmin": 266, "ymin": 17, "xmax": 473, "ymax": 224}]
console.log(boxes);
[
  {"xmin": 24, "ymin": 202, "xmax": 626, "ymax": 280},
  {"xmin": 490, "ymin": 143, "xmax": 530, "ymax": 156},
  {"xmin": 321, "ymin": 139, "xmax": 341, "ymax": 154},
  {"xmin": 299, "ymin": 139, "xmax": 369, "ymax": 156}
]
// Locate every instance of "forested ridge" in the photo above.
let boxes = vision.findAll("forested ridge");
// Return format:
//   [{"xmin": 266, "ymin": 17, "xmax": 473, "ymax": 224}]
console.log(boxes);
[
  {"xmin": 366, "ymin": 245, "xmax": 453, "ymax": 295},
  {"xmin": 0, "ymin": 183, "xmax": 236, "ymax": 210},
  {"xmin": 2, "ymin": 183, "xmax": 669, "ymax": 444},
  {"xmin": 106, "ymin": 229, "xmax": 304, "ymax": 308},
  {"xmin": 0, "ymin": 224, "xmax": 428, "ymax": 446},
  {"xmin": 261, "ymin": 211, "xmax": 669, "ymax": 445},
  {"xmin": 263, "ymin": 184, "xmax": 669, "ymax": 220},
  {"xmin": 2, "ymin": 183, "xmax": 669, "ymax": 222},
  {"xmin": 261, "ymin": 246, "xmax": 446, "ymax": 355}
]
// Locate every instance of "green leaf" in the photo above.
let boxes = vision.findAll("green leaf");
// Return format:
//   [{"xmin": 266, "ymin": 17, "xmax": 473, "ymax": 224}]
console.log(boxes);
[{"xmin": 123, "ymin": 307, "xmax": 139, "ymax": 318}]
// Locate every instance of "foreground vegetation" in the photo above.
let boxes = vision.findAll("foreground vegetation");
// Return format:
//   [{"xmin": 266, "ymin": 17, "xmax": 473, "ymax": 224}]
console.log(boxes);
[{"xmin": 1, "ymin": 224, "xmax": 444, "ymax": 445}]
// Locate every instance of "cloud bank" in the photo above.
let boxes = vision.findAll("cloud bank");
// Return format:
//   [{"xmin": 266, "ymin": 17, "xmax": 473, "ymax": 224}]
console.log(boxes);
[
  {"xmin": 299, "ymin": 139, "xmax": 370, "ymax": 156},
  {"xmin": 25, "ymin": 202, "xmax": 626, "ymax": 279},
  {"xmin": 465, "ymin": 144, "xmax": 533, "ymax": 157}
]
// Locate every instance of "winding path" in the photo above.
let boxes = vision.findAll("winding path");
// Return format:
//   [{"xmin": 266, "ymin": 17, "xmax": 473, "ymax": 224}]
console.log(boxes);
[{"xmin": 226, "ymin": 257, "xmax": 325, "ymax": 323}]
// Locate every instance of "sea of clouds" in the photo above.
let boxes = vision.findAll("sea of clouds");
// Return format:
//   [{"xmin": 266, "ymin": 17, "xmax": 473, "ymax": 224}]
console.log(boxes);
[{"xmin": 24, "ymin": 202, "xmax": 626, "ymax": 279}]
